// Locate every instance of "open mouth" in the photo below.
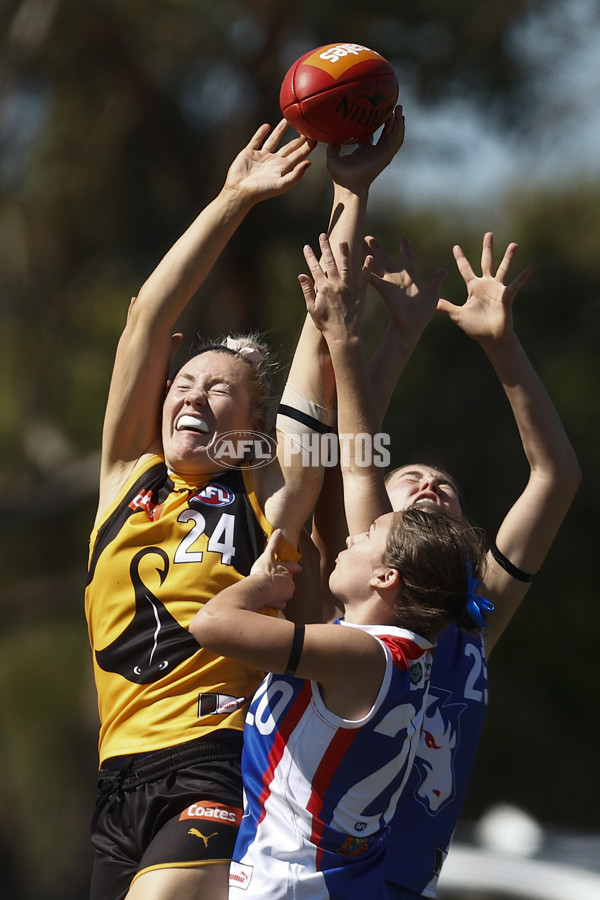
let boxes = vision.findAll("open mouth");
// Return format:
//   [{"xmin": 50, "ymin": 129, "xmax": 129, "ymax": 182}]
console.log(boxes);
[{"xmin": 176, "ymin": 414, "xmax": 210, "ymax": 435}]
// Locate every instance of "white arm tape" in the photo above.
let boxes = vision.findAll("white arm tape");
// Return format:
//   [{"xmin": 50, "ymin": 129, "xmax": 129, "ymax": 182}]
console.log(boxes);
[
  {"xmin": 276, "ymin": 385, "xmax": 335, "ymax": 436},
  {"xmin": 276, "ymin": 385, "xmax": 335, "ymax": 478}
]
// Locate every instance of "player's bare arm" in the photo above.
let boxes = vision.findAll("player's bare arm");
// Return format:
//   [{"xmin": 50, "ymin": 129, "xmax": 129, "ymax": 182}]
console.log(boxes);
[
  {"xmin": 300, "ymin": 234, "xmax": 390, "ymax": 535},
  {"xmin": 190, "ymin": 530, "xmax": 387, "ymax": 721},
  {"xmin": 98, "ymin": 121, "xmax": 314, "ymax": 519},
  {"xmin": 257, "ymin": 112, "xmax": 405, "ymax": 551},
  {"xmin": 437, "ymin": 232, "xmax": 581, "ymax": 653}
]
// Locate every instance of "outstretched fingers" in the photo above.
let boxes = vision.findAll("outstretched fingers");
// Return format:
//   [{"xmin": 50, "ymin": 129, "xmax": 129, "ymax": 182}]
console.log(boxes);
[
  {"xmin": 297, "ymin": 272, "xmax": 316, "ymax": 305},
  {"xmin": 247, "ymin": 122, "xmax": 274, "ymax": 151},
  {"xmin": 507, "ymin": 264, "xmax": 533, "ymax": 298},
  {"xmin": 325, "ymin": 234, "xmax": 352, "ymax": 283},
  {"xmin": 303, "ymin": 233, "xmax": 346, "ymax": 283},
  {"xmin": 374, "ymin": 105, "xmax": 405, "ymax": 153},
  {"xmin": 453, "ymin": 243, "xmax": 477, "ymax": 285},
  {"xmin": 436, "ymin": 295, "xmax": 459, "ymax": 318},
  {"xmin": 456, "ymin": 233, "xmax": 530, "ymax": 292},
  {"xmin": 298, "ymin": 242, "xmax": 321, "ymax": 312},
  {"xmin": 427, "ymin": 267, "xmax": 448, "ymax": 294},
  {"xmin": 302, "ymin": 239, "xmax": 324, "ymax": 280},
  {"xmin": 259, "ymin": 118, "xmax": 289, "ymax": 152},
  {"xmin": 299, "ymin": 235, "xmax": 368, "ymax": 327},
  {"xmin": 482, "ymin": 234, "xmax": 532, "ymax": 296},
  {"xmin": 398, "ymin": 237, "xmax": 417, "ymax": 279},
  {"xmin": 495, "ymin": 241, "xmax": 519, "ymax": 283},
  {"xmin": 358, "ymin": 253, "xmax": 374, "ymax": 295},
  {"xmin": 284, "ymin": 136, "xmax": 316, "ymax": 162},
  {"xmin": 480, "ymin": 231, "xmax": 494, "ymax": 276},
  {"xmin": 364, "ymin": 235, "xmax": 393, "ymax": 277}
]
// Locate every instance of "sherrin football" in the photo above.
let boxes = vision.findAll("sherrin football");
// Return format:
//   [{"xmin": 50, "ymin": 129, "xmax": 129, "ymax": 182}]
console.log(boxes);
[{"xmin": 280, "ymin": 42, "xmax": 399, "ymax": 144}]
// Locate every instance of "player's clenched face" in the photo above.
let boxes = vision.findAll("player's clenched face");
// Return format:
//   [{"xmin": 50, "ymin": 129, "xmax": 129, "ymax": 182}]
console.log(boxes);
[
  {"xmin": 385, "ymin": 465, "xmax": 462, "ymax": 517},
  {"xmin": 162, "ymin": 351, "xmax": 256, "ymax": 477}
]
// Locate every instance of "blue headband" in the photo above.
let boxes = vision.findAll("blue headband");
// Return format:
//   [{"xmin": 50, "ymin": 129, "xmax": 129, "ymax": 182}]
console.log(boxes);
[{"xmin": 465, "ymin": 562, "xmax": 495, "ymax": 628}]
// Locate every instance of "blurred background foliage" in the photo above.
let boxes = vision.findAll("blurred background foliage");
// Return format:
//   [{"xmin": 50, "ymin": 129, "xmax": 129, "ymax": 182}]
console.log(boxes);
[{"xmin": 0, "ymin": 0, "xmax": 598, "ymax": 897}]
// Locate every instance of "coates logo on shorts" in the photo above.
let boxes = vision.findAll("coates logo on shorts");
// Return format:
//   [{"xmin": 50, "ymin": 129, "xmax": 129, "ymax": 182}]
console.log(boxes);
[
  {"xmin": 207, "ymin": 430, "xmax": 277, "ymax": 470},
  {"xmin": 180, "ymin": 801, "xmax": 243, "ymax": 827}
]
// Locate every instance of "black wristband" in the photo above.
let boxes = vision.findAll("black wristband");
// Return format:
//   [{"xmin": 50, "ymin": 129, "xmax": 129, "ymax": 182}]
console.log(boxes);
[
  {"xmin": 285, "ymin": 624, "xmax": 305, "ymax": 675},
  {"xmin": 491, "ymin": 541, "xmax": 536, "ymax": 583}
]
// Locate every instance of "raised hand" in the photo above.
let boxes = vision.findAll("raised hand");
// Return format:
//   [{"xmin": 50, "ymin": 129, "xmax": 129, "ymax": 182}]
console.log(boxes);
[
  {"xmin": 298, "ymin": 233, "xmax": 372, "ymax": 341},
  {"xmin": 367, "ymin": 235, "xmax": 447, "ymax": 340},
  {"xmin": 224, "ymin": 119, "xmax": 316, "ymax": 203},
  {"xmin": 326, "ymin": 106, "xmax": 405, "ymax": 193},
  {"xmin": 437, "ymin": 232, "xmax": 532, "ymax": 344}
]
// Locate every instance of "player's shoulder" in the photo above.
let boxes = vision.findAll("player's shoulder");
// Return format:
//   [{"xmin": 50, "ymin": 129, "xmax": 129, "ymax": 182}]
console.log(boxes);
[
  {"xmin": 429, "ymin": 624, "xmax": 487, "ymax": 701},
  {"xmin": 437, "ymin": 622, "xmax": 483, "ymax": 649}
]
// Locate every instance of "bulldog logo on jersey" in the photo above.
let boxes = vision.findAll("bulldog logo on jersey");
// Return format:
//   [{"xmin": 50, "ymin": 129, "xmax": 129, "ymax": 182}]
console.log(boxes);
[
  {"xmin": 95, "ymin": 546, "xmax": 199, "ymax": 684},
  {"xmin": 413, "ymin": 689, "xmax": 464, "ymax": 814}
]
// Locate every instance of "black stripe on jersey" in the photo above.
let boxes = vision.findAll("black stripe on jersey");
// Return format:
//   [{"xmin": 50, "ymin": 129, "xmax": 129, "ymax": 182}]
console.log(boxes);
[{"xmin": 87, "ymin": 461, "xmax": 169, "ymax": 587}]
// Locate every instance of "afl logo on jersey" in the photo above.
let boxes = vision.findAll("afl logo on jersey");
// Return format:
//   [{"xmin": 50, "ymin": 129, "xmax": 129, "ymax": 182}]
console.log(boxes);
[{"xmin": 193, "ymin": 484, "xmax": 235, "ymax": 507}]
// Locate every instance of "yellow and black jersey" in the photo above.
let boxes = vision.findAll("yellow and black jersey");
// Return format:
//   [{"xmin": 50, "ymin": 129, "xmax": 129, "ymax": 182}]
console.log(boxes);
[{"xmin": 85, "ymin": 455, "xmax": 283, "ymax": 765}]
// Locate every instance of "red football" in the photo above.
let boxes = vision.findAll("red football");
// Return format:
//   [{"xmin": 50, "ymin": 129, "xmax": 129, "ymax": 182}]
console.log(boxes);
[{"xmin": 280, "ymin": 42, "xmax": 399, "ymax": 144}]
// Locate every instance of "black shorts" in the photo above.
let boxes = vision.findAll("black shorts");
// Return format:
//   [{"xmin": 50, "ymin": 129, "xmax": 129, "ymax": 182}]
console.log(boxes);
[{"xmin": 90, "ymin": 731, "xmax": 243, "ymax": 900}]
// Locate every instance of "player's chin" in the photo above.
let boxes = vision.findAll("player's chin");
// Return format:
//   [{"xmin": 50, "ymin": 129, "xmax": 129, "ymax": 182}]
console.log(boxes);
[
  {"xmin": 166, "ymin": 442, "xmax": 215, "ymax": 474},
  {"xmin": 170, "ymin": 434, "xmax": 212, "ymax": 459}
]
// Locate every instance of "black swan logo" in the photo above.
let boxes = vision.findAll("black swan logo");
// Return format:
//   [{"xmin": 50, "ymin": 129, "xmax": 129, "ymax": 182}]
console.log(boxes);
[{"xmin": 95, "ymin": 547, "xmax": 200, "ymax": 684}]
